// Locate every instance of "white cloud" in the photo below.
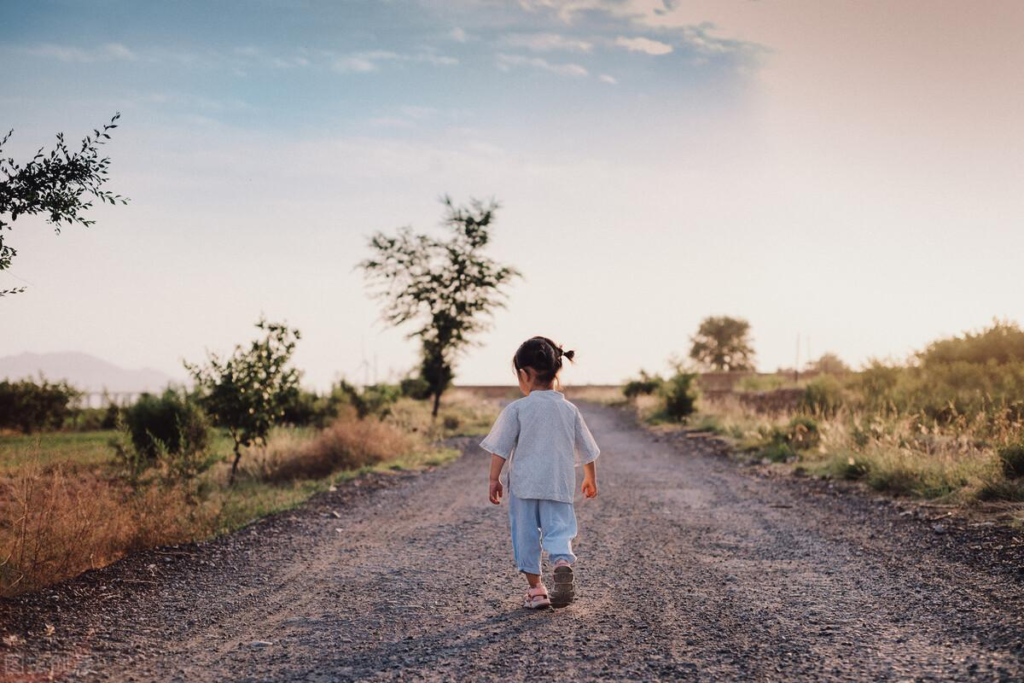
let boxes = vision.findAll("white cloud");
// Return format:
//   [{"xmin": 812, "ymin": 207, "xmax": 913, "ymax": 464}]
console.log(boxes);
[
  {"xmin": 331, "ymin": 49, "xmax": 457, "ymax": 73},
  {"xmin": 599, "ymin": 73, "xmax": 618, "ymax": 84},
  {"xmin": 515, "ymin": 0, "xmax": 605, "ymax": 23},
  {"xmin": 449, "ymin": 27, "xmax": 469, "ymax": 42},
  {"xmin": 496, "ymin": 53, "xmax": 588, "ymax": 77},
  {"xmin": 502, "ymin": 32, "xmax": 593, "ymax": 53},
  {"xmin": 615, "ymin": 36, "xmax": 673, "ymax": 55},
  {"xmin": 417, "ymin": 52, "xmax": 459, "ymax": 66},
  {"xmin": 103, "ymin": 43, "xmax": 137, "ymax": 61},
  {"xmin": 333, "ymin": 55, "xmax": 380, "ymax": 73},
  {"xmin": 25, "ymin": 42, "xmax": 137, "ymax": 63}
]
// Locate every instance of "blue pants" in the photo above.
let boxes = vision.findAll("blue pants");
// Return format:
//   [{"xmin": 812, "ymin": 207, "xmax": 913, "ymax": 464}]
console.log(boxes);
[{"xmin": 508, "ymin": 493, "xmax": 577, "ymax": 575}]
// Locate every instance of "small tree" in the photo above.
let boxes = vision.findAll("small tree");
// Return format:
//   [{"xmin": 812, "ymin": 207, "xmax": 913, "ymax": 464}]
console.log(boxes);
[
  {"xmin": 0, "ymin": 114, "xmax": 128, "ymax": 296},
  {"xmin": 809, "ymin": 352, "xmax": 850, "ymax": 375},
  {"xmin": 689, "ymin": 316, "xmax": 755, "ymax": 372},
  {"xmin": 185, "ymin": 318, "xmax": 301, "ymax": 484},
  {"xmin": 360, "ymin": 196, "xmax": 520, "ymax": 416}
]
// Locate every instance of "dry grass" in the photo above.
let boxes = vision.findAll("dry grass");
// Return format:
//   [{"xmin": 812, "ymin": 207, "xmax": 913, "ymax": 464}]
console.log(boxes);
[
  {"xmin": 565, "ymin": 385, "xmax": 627, "ymax": 406},
  {"xmin": 690, "ymin": 396, "xmax": 1024, "ymax": 505},
  {"xmin": 0, "ymin": 461, "xmax": 212, "ymax": 597},
  {"xmin": 256, "ymin": 407, "xmax": 414, "ymax": 482}
]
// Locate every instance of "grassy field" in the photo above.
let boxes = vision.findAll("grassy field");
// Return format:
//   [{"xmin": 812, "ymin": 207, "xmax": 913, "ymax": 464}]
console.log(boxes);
[
  {"xmin": 0, "ymin": 429, "xmax": 238, "ymax": 473},
  {"xmin": 631, "ymin": 384, "xmax": 1024, "ymax": 510},
  {"xmin": 0, "ymin": 396, "xmax": 498, "ymax": 597}
]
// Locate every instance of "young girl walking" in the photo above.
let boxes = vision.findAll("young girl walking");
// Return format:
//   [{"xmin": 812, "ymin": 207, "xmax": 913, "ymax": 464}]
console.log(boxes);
[{"xmin": 481, "ymin": 336, "xmax": 601, "ymax": 609}]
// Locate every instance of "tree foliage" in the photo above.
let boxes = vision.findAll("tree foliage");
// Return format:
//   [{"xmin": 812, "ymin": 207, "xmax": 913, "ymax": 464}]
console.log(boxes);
[
  {"xmin": 809, "ymin": 352, "xmax": 850, "ymax": 375},
  {"xmin": 0, "ymin": 378, "xmax": 80, "ymax": 433},
  {"xmin": 918, "ymin": 319, "xmax": 1024, "ymax": 367},
  {"xmin": 689, "ymin": 315, "xmax": 756, "ymax": 372},
  {"xmin": 360, "ymin": 196, "xmax": 520, "ymax": 416},
  {"xmin": 0, "ymin": 113, "xmax": 128, "ymax": 296},
  {"xmin": 185, "ymin": 318, "xmax": 301, "ymax": 483}
]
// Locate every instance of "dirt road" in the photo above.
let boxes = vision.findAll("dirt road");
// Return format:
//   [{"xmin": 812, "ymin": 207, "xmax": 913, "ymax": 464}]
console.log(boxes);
[{"xmin": 3, "ymin": 404, "xmax": 1023, "ymax": 681}]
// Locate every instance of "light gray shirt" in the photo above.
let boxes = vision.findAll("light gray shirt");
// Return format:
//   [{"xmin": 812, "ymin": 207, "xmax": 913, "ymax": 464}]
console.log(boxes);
[{"xmin": 480, "ymin": 390, "xmax": 601, "ymax": 503}]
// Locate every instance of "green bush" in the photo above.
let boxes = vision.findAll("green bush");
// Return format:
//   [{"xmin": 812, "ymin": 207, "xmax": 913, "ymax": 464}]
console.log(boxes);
[
  {"xmin": 400, "ymin": 376, "xmax": 432, "ymax": 400},
  {"xmin": 844, "ymin": 322, "xmax": 1024, "ymax": 426},
  {"xmin": 70, "ymin": 402, "xmax": 121, "ymax": 431},
  {"xmin": 0, "ymin": 379, "xmax": 80, "ymax": 433},
  {"xmin": 121, "ymin": 390, "xmax": 210, "ymax": 462},
  {"xmin": 336, "ymin": 381, "xmax": 402, "ymax": 419},
  {"xmin": 998, "ymin": 443, "xmax": 1024, "ymax": 479},
  {"xmin": 281, "ymin": 389, "xmax": 350, "ymax": 428},
  {"xmin": 800, "ymin": 376, "xmax": 844, "ymax": 417},
  {"xmin": 786, "ymin": 415, "xmax": 820, "ymax": 450},
  {"xmin": 835, "ymin": 455, "xmax": 870, "ymax": 480},
  {"xmin": 113, "ymin": 397, "xmax": 214, "ymax": 490},
  {"xmin": 761, "ymin": 441, "xmax": 796, "ymax": 463},
  {"xmin": 661, "ymin": 372, "xmax": 698, "ymax": 421},
  {"xmin": 623, "ymin": 370, "xmax": 663, "ymax": 399},
  {"xmin": 919, "ymin": 320, "xmax": 1024, "ymax": 366}
]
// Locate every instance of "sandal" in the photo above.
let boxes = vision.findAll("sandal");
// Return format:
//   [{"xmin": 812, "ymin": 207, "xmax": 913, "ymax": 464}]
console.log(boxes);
[
  {"xmin": 550, "ymin": 560, "xmax": 575, "ymax": 608},
  {"xmin": 523, "ymin": 585, "xmax": 551, "ymax": 610}
]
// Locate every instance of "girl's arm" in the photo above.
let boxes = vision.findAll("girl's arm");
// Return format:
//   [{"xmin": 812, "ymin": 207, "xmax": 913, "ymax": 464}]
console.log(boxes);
[
  {"xmin": 581, "ymin": 461, "xmax": 598, "ymax": 498},
  {"xmin": 488, "ymin": 454, "xmax": 506, "ymax": 505}
]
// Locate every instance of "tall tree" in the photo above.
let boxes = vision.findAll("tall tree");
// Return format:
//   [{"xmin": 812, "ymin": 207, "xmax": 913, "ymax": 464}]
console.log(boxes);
[
  {"xmin": 0, "ymin": 114, "xmax": 128, "ymax": 296},
  {"xmin": 360, "ymin": 196, "xmax": 520, "ymax": 416},
  {"xmin": 689, "ymin": 315, "xmax": 756, "ymax": 372}
]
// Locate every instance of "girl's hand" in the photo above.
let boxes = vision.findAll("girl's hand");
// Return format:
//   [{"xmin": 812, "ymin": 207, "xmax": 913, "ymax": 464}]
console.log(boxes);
[
  {"xmin": 489, "ymin": 478, "xmax": 503, "ymax": 505},
  {"xmin": 581, "ymin": 477, "xmax": 598, "ymax": 499}
]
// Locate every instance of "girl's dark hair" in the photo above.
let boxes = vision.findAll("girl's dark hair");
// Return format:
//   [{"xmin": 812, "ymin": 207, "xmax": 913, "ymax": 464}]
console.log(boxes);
[{"xmin": 512, "ymin": 336, "xmax": 575, "ymax": 384}]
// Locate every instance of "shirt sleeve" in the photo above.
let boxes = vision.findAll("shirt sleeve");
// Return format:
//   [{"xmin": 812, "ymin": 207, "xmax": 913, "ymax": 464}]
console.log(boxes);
[
  {"xmin": 479, "ymin": 403, "xmax": 519, "ymax": 459},
  {"xmin": 574, "ymin": 407, "xmax": 601, "ymax": 465}
]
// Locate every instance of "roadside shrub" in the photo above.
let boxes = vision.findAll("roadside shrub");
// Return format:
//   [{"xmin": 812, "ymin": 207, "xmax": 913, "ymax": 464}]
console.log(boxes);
[
  {"xmin": 661, "ymin": 372, "xmax": 698, "ymax": 421},
  {"xmin": 623, "ymin": 370, "xmax": 663, "ymax": 399},
  {"xmin": 997, "ymin": 442, "xmax": 1024, "ymax": 479},
  {"xmin": 121, "ymin": 389, "xmax": 210, "ymax": 462},
  {"xmin": 0, "ymin": 379, "xmax": 80, "ymax": 434},
  {"xmin": 800, "ymin": 376, "xmax": 845, "ymax": 417},
  {"xmin": 761, "ymin": 441, "xmax": 796, "ymax": 463},
  {"xmin": 751, "ymin": 416, "xmax": 820, "ymax": 463},
  {"xmin": 975, "ymin": 477, "xmax": 1024, "ymax": 502},
  {"xmin": 834, "ymin": 455, "xmax": 870, "ymax": 480},
  {"xmin": 786, "ymin": 415, "xmax": 821, "ymax": 450},
  {"xmin": 261, "ymin": 412, "xmax": 412, "ymax": 482}
]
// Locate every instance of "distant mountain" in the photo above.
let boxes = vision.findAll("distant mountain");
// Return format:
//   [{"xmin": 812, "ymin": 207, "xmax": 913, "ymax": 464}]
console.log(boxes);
[{"xmin": 0, "ymin": 352, "xmax": 178, "ymax": 393}]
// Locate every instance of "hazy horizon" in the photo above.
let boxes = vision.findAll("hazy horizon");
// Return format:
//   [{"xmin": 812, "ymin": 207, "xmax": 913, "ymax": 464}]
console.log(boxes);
[{"xmin": 2, "ymin": 0, "xmax": 1022, "ymax": 389}]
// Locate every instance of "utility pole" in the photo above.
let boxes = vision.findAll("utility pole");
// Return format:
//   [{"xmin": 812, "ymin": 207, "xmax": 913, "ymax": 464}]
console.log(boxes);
[{"xmin": 795, "ymin": 333, "xmax": 801, "ymax": 384}]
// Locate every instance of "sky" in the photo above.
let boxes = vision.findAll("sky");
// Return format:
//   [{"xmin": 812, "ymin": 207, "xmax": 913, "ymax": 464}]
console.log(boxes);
[{"xmin": 1, "ymin": 0, "xmax": 1022, "ymax": 388}]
